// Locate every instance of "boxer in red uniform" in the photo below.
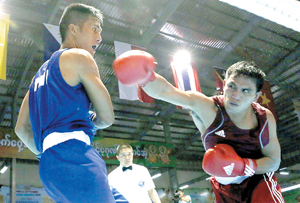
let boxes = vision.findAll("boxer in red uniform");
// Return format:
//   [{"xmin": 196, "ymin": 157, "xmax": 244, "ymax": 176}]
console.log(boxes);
[{"xmin": 113, "ymin": 51, "xmax": 284, "ymax": 203}]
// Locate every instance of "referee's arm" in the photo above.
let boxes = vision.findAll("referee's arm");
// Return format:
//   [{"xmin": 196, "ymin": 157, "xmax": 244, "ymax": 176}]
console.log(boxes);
[{"xmin": 148, "ymin": 188, "xmax": 161, "ymax": 203}]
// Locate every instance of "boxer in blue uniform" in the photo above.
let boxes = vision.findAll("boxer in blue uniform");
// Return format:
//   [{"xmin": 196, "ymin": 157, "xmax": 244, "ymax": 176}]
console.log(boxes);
[{"xmin": 15, "ymin": 3, "xmax": 116, "ymax": 203}]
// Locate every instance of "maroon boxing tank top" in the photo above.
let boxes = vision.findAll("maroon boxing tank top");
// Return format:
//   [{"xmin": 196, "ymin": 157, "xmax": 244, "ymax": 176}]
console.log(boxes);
[{"xmin": 201, "ymin": 95, "xmax": 269, "ymax": 159}]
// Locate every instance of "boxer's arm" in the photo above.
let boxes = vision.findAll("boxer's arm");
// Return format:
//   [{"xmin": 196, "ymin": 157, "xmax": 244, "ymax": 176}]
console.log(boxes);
[
  {"xmin": 15, "ymin": 91, "xmax": 40, "ymax": 155},
  {"xmin": 112, "ymin": 50, "xmax": 215, "ymax": 122},
  {"xmin": 143, "ymin": 73, "xmax": 214, "ymax": 115},
  {"xmin": 256, "ymin": 110, "xmax": 281, "ymax": 173},
  {"xmin": 64, "ymin": 49, "xmax": 114, "ymax": 129}
]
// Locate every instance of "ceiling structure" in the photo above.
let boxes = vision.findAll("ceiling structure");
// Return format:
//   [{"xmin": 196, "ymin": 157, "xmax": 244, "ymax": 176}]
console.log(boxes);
[{"xmin": 1, "ymin": 0, "xmax": 300, "ymax": 188}]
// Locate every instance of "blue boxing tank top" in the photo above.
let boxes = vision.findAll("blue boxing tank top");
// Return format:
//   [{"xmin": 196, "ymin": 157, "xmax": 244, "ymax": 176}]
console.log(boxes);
[
  {"xmin": 29, "ymin": 48, "xmax": 95, "ymax": 153},
  {"xmin": 201, "ymin": 95, "xmax": 269, "ymax": 159}
]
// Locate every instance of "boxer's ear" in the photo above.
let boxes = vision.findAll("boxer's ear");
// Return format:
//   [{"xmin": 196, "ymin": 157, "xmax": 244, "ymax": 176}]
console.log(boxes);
[
  {"xmin": 68, "ymin": 24, "xmax": 79, "ymax": 36},
  {"xmin": 223, "ymin": 79, "xmax": 226, "ymax": 88},
  {"xmin": 254, "ymin": 91, "xmax": 262, "ymax": 102}
]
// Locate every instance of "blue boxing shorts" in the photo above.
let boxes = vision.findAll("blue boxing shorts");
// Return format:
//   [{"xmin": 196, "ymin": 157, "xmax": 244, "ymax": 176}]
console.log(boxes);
[
  {"xmin": 39, "ymin": 133, "xmax": 115, "ymax": 203},
  {"xmin": 111, "ymin": 187, "xmax": 129, "ymax": 203}
]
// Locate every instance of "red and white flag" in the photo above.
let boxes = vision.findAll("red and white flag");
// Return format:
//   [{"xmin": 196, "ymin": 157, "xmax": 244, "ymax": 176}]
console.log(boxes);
[
  {"xmin": 293, "ymin": 98, "xmax": 300, "ymax": 122},
  {"xmin": 171, "ymin": 60, "xmax": 201, "ymax": 109},
  {"xmin": 171, "ymin": 61, "xmax": 201, "ymax": 92},
  {"xmin": 213, "ymin": 67, "xmax": 227, "ymax": 95},
  {"xmin": 114, "ymin": 41, "xmax": 154, "ymax": 103},
  {"xmin": 257, "ymin": 81, "xmax": 278, "ymax": 121}
]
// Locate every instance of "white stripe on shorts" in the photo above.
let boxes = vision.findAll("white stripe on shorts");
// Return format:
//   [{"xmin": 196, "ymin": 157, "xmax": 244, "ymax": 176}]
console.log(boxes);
[{"xmin": 263, "ymin": 172, "xmax": 285, "ymax": 203}]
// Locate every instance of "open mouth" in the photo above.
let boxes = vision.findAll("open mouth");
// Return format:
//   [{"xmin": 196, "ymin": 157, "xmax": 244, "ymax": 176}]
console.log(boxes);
[{"xmin": 92, "ymin": 45, "xmax": 98, "ymax": 50}]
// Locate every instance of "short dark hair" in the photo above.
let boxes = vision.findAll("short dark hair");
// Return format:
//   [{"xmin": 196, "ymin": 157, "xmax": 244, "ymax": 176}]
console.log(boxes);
[
  {"xmin": 116, "ymin": 144, "xmax": 133, "ymax": 155},
  {"xmin": 225, "ymin": 61, "xmax": 266, "ymax": 92},
  {"xmin": 59, "ymin": 3, "xmax": 103, "ymax": 42}
]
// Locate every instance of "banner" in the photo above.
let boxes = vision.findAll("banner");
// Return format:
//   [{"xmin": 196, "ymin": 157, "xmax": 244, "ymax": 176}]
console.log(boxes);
[
  {"xmin": 171, "ymin": 59, "xmax": 201, "ymax": 109},
  {"xmin": 91, "ymin": 137, "xmax": 175, "ymax": 168},
  {"xmin": 213, "ymin": 67, "xmax": 226, "ymax": 95},
  {"xmin": 0, "ymin": 185, "xmax": 52, "ymax": 203},
  {"xmin": 114, "ymin": 41, "xmax": 154, "ymax": 103},
  {"xmin": 0, "ymin": 13, "xmax": 10, "ymax": 80},
  {"xmin": 0, "ymin": 126, "xmax": 175, "ymax": 167},
  {"xmin": 43, "ymin": 23, "xmax": 61, "ymax": 61},
  {"xmin": 0, "ymin": 128, "xmax": 37, "ymax": 160},
  {"xmin": 0, "ymin": 127, "xmax": 175, "ymax": 167},
  {"xmin": 257, "ymin": 81, "xmax": 278, "ymax": 121},
  {"xmin": 171, "ymin": 62, "xmax": 201, "ymax": 93}
]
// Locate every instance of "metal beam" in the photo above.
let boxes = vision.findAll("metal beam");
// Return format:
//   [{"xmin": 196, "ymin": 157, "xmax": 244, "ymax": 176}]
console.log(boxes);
[
  {"xmin": 281, "ymin": 148, "xmax": 300, "ymax": 167},
  {"xmin": 141, "ymin": 0, "xmax": 184, "ymax": 47},
  {"xmin": 174, "ymin": 131, "xmax": 202, "ymax": 157},
  {"xmin": 114, "ymin": 109, "xmax": 195, "ymax": 127},
  {"xmin": 178, "ymin": 173, "xmax": 209, "ymax": 188},
  {"xmin": 266, "ymin": 46, "xmax": 300, "ymax": 98},
  {"xmin": 0, "ymin": 103, "xmax": 6, "ymax": 119},
  {"xmin": 0, "ymin": 95, "xmax": 13, "ymax": 103},
  {"xmin": 10, "ymin": 158, "xmax": 17, "ymax": 203},
  {"xmin": 12, "ymin": 44, "xmax": 39, "ymax": 128},
  {"xmin": 163, "ymin": 120, "xmax": 172, "ymax": 144},
  {"xmin": 168, "ymin": 168, "xmax": 179, "ymax": 190},
  {"xmin": 267, "ymin": 46, "xmax": 300, "ymax": 80},
  {"xmin": 131, "ymin": 103, "xmax": 177, "ymax": 139},
  {"xmin": 211, "ymin": 15, "xmax": 262, "ymax": 66},
  {"xmin": 2, "ymin": 4, "xmax": 45, "ymax": 25},
  {"xmin": 48, "ymin": 0, "xmax": 64, "ymax": 24},
  {"xmin": 3, "ymin": 0, "xmax": 63, "ymax": 25},
  {"xmin": 274, "ymin": 83, "xmax": 300, "ymax": 99}
]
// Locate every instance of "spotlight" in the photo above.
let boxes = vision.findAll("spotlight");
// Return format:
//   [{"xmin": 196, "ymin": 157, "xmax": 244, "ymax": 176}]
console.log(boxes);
[
  {"xmin": 200, "ymin": 191, "xmax": 208, "ymax": 196},
  {"xmin": 282, "ymin": 184, "xmax": 300, "ymax": 192},
  {"xmin": 173, "ymin": 50, "xmax": 191, "ymax": 68},
  {"xmin": 179, "ymin": 185, "xmax": 189, "ymax": 190},
  {"xmin": 151, "ymin": 173, "xmax": 162, "ymax": 179},
  {"xmin": 279, "ymin": 168, "xmax": 290, "ymax": 175},
  {"xmin": 0, "ymin": 161, "xmax": 9, "ymax": 174}
]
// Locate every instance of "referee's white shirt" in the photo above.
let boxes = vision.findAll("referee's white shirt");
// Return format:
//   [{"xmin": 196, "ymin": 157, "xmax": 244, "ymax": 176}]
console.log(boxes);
[{"xmin": 108, "ymin": 164, "xmax": 155, "ymax": 203}]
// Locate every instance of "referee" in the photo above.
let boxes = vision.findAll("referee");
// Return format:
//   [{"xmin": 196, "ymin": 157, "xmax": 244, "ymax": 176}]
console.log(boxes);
[{"xmin": 108, "ymin": 144, "xmax": 161, "ymax": 203}]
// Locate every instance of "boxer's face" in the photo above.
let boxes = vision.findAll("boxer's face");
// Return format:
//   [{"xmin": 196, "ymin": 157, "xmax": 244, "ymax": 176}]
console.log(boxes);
[
  {"xmin": 71, "ymin": 15, "xmax": 102, "ymax": 56},
  {"xmin": 117, "ymin": 148, "xmax": 133, "ymax": 167},
  {"xmin": 223, "ymin": 74, "xmax": 261, "ymax": 114}
]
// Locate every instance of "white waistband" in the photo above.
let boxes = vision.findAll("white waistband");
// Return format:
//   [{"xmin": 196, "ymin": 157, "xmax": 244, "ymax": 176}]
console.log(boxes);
[
  {"xmin": 215, "ymin": 175, "xmax": 248, "ymax": 185},
  {"xmin": 43, "ymin": 131, "xmax": 91, "ymax": 153}
]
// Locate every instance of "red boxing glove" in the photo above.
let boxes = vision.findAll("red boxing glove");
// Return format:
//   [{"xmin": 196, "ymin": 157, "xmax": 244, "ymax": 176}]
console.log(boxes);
[
  {"xmin": 113, "ymin": 50, "xmax": 156, "ymax": 86},
  {"xmin": 202, "ymin": 144, "xmax": 257, "ymax": 177}
]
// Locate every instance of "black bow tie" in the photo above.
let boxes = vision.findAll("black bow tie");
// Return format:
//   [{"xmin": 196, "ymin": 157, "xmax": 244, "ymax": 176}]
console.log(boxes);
[{"xmin": 122, "ymin": 166, "xmax": 132, "ymax": 172}]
